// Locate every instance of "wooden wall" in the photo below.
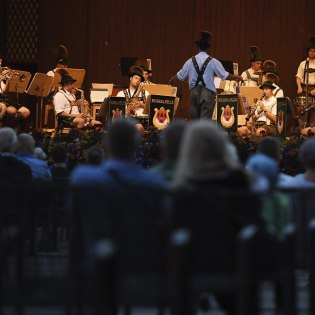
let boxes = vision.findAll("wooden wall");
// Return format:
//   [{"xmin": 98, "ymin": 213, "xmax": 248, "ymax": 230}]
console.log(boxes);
[{"xmin": 7, "ymin": 0, "xmax": 315, "ymax": 120}]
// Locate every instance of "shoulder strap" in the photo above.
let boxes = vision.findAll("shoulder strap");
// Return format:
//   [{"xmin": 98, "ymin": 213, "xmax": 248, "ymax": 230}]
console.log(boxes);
[
  {"xmin": 245, "ymin": 70, "xmax": 251, "ymax": 80},
  {"xmin": 123, "ymin": 89, "xmax": 130, "ymax": 101},
  {"xmin": 274, "ymin": 88, "xmax": 280, "ymax": 97},
  {"xmin": 192, "ymin": 55, "xmax": 212, "ymax": 87}
]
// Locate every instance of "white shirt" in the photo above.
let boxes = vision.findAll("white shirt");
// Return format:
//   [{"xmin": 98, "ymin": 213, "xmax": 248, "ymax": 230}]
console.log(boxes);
[
  {"xmin": 241, "ymin": 68, "xmax": 260, "ymax": 86},
  {"xmin": 116, "ymin": 88, "xmax": 149, "ymax": 116},
  {"xmin": 273, "ymin": 85, "xmax": 284, "ymax": 98},
  {"xmin": 296, "ymin": 59, "xmax": 315, "ymax": 85},
  {"xmin": 255, "ymin": 96, "xmax": 277, "ymax": 125},
  {"xmin": 0, "ymin": 80, "xmax": 6, "ymax": 94},
  {"xmin": 54, "ymin": 89, "xmax": 80, "ymax": 115}
]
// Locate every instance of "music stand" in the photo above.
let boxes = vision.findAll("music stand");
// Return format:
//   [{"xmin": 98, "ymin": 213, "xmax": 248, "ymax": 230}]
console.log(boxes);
[
  {"xmin": 5, "ymin": 70, "xmax": 32, "ymax": 103},
  {"xmin": 52, "ymin": 68, "xmax": 86, "ymax": 89},
  {"xmin": 26, "ymin": 73, "xmax": 54, "ymax": 129}
]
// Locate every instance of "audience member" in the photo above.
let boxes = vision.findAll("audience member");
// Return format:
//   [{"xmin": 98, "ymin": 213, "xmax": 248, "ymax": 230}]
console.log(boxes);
[
  {"xmin": 71, "ymin": 118, "xmax": 166, "ymax": 187},
  {"xmin": 246, "ymin": 153, "xmax": 292, "ymax": 237},
  {"xmin": 172, "ymin": 120, "xmax": 249, "ymax": 189},
  {"xmin": 150, "ymin": 119, "xmax": 187, "ymax": 181},
  {"xmin": 84, "ymin": 145, "xmax": 105, "ymax": 166},
  {"xmin": 16, "ymin": 133, "xmax": 52, "ymax": 181},
  {"xmin": 34, "ymin": 147, "xmax": 47, "ymax": 161},
  {"xmin": 282, "ymin": 139, "xmax": 315, "ymax": 187},
  {"xmin": 51, "ymin": 144, "xmax": 70, "ymax": 184},
  {"xmin": 256, "ymin": 136, "xmax": 293, "ymax": 187},
  {"xmin": 0, "ymin": 127, "xmax": 32, "ymax": 181}
]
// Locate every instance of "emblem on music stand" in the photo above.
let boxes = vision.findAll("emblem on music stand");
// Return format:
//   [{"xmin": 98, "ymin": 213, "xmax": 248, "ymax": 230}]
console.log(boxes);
[{"xmin": 220, "ymin": 105, "xmax": 235, "ymax": 128}]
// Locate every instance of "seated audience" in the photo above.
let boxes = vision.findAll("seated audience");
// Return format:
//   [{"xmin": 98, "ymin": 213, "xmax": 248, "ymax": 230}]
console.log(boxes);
[
  {"xmin": 0, "ymin": 127, "xmax": 32, "ymax": 181},
  {"xmin": 16, "ymin": 133, "xmax": 52, "ymax": 181},
  {"xmin": 71, "ymin": 118, "xmax": 166, "ymax": 187}
]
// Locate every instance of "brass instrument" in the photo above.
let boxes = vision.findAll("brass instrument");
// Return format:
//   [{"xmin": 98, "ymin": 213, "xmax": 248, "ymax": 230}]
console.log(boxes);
[
  {"xmin": 245, "ymin": 93, "xmax": 265, "ymax": 122},
  {"xmin": 73, "ymin": 88, "xmax": 92, "ymax": 126},
  {"xmin": 126, "ymin": 85, "xmax": 144, "ymax": 116},
  {"xmin": 0, "ymin": 67, "xmax": 26, "ymax": 82}
]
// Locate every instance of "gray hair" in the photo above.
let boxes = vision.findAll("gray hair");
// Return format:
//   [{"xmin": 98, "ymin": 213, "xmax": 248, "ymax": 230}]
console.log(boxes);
[
  {"xmin": 17, "ymin": 133, "xmax": 35, "ymax": 154},
  {"xmin": 0, "ymin": 127, "xmax": 17, "ymax": 152}
]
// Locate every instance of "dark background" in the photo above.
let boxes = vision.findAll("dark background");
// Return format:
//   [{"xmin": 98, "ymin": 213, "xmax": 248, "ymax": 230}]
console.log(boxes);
[{"xmin": 0, "ymin": 0, "xmax": 314, "ymax": 124}]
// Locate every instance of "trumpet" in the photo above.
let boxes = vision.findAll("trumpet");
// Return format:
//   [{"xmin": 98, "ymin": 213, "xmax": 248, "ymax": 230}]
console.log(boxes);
[{"xmin": 0, "ymin": 67, "xmax": 26, "ymax": 82}]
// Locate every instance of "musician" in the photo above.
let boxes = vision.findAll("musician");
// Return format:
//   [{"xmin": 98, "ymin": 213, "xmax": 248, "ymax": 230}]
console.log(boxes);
[
  {"xmin": 296, "ymin": 36, "xmax": 315, "ymax": 96},
  {"xmin": 241, "ymin": 46, "xmax": 264, "ymax": 86},
  {"xmin": 263, "ymin": 72, "xmax": 284, "ymax": 98},
  {"xmin": 0, "ymin": 53, "xmax": 7, "ymax": 95},
  {"xmin": 47, "ymin": 44, "xmax": 69, "ymax": 78},
  {"xmin": 238, "ymin": 81, "xmax": 277, "ymax": 136},
  {"xmin": 54, "ymin": 73, "xmax": 101, "ymax": 129},
  {"xmin": 116, "ymin": 66, "xmax": 149, "ymax": 117},
  {"xmin": 168, "ymin": 30, "xmax": 243, "ymax": 120}
]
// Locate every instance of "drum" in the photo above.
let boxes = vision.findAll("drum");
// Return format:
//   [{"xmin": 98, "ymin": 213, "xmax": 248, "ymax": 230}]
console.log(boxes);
[
  {"xmin": 294, "ymin": 96, "xmax": 315, "ymax": 108},
  {"xmin": 294, "ymin": 96, "xmax": 315, "ymax": 128}
]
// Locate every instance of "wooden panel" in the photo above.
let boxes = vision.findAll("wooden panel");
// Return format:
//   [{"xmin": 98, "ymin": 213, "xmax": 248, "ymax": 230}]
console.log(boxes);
[{"xmin": 36, "ymin": 0, "xmax": 315, "ymax": 121}]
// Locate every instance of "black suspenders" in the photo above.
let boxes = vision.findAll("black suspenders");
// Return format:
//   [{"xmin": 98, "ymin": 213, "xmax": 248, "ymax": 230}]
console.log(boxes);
[{"xmin": 191, "ymin": 55, "xmax": 212, "ymax": 87}]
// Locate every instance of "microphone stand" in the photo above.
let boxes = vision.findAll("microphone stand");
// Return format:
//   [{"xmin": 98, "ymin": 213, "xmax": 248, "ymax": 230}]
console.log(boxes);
[{"xmin": 306, "ymin": 58, "xmax": 310, "ymax": 126}]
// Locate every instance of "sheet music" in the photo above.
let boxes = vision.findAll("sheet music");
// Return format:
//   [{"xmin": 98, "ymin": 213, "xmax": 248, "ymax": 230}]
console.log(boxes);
[
  {"xmin": 214, "ymin": 76, "xmax": 221, "ymax": 89},
  {"xmin": 90, "ymin": 89, "xmax": 108, "ymax": 103}
]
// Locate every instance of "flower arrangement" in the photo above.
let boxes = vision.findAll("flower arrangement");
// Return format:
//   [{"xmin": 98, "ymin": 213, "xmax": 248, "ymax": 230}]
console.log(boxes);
[{"xmin": 32, "ymin": 128, "xmax": 306, "ymax": 175}]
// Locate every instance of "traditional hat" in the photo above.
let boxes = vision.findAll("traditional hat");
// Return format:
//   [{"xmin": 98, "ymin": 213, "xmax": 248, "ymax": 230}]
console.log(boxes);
[
  {"xmin": 55, "ymin": 44, "xmax": 69, "ymax": 66},
  {"xmin": 259, "ymin": 80, "xmax": 276, "ymax": 90},
  {"xmin": 134, "ymin": 58, "xmax": 152, "ymax": 73},
  {"xmin": 249, "ymin": 46, "xmax": 263, "ymax": 62},
  {"xmin": 128, "ymin": 66, "xmax": 144, "ymax": 82},
  {"xmin": 195, "ymin": 31, "xmax": 212, "ymax": 50},
  {"xmin": 306, "ymin": 36, "xmax": 315, "ymax": 50},
  {"xmin": 262, "ymin": 60, "xmax": 278, "ymax": 75},
  {"xmin": 265, "ymin": 72, "xmax": 279, "ymax": 85},
  {"xmin": 59, "ymin": 73, "xmax": 76, "ymax": 85}
]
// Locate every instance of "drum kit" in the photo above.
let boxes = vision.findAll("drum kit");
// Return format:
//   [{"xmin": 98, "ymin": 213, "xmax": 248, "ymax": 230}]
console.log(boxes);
[{"xmin": 294, "ymin": 95, "xmax": 315, "ymax": 128}]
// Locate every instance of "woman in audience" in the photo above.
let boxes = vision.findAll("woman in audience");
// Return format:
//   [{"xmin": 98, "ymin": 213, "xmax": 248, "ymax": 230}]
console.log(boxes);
[
  {"xmin": 172, "ymin": 119, "xmax": 250, "ymax": 189},
  {"xmin": 170, "ymin": 120, "xmax": 257, "ymax": 315}
]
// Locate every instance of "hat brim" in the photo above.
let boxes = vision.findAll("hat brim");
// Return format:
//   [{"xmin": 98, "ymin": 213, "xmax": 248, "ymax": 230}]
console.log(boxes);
[
  {"xmin": 259, "ymin": 84, "xmax": 276, "ymax": 90},
  {"xmin": 129, "ymin": 73, "xmax": 145, "ymax": 82},
  {"xmin": 60, "ymin": 79, "xmax": 77, "ymax": 84}
]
